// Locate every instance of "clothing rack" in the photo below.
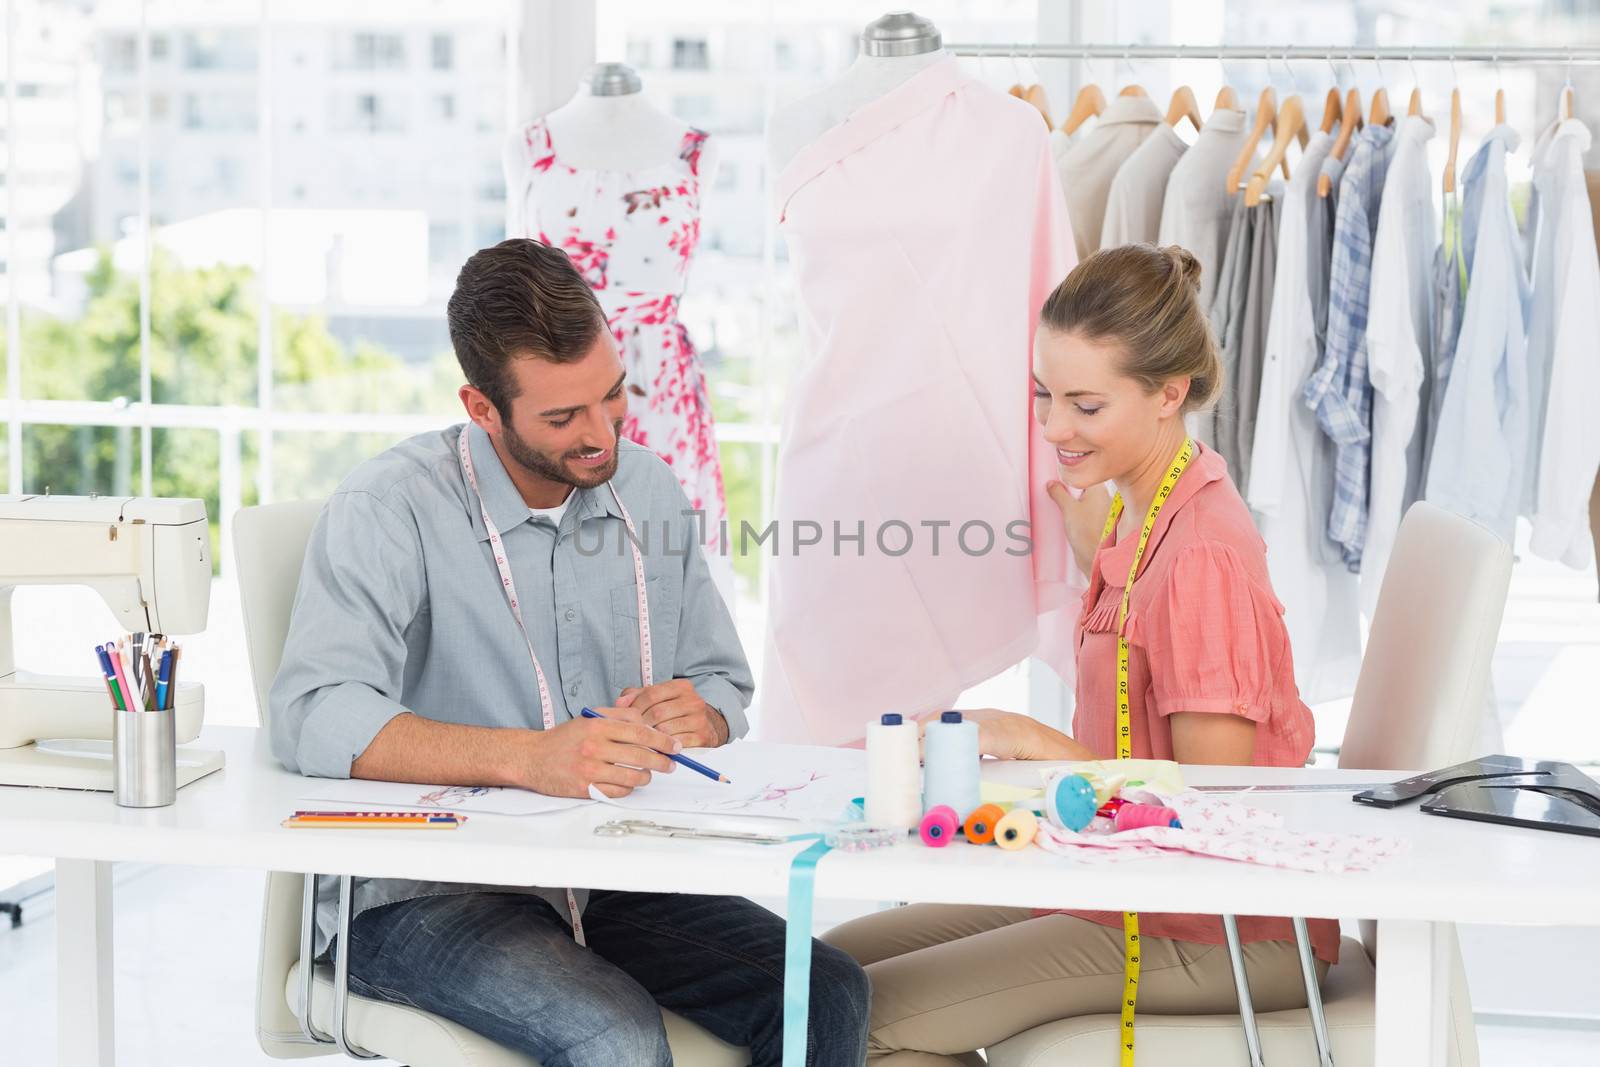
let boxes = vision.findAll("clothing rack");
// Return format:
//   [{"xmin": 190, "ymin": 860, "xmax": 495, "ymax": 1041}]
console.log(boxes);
[{"xmin": 946, "ymin": 43, "xmax": 1600, "ymax": 64}]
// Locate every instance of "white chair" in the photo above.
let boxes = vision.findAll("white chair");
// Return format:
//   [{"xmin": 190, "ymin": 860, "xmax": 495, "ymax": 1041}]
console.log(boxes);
[
  {"xmin": 988, "ymin": 502, "xmax": 1510, "ymax": 1067},
  {"xmin": 235, "ymin": 499, "xmax": 748, "ymax": 1066}
]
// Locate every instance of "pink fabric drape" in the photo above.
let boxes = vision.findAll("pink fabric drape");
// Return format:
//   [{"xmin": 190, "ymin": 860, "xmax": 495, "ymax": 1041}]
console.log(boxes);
[{"xmin": 758, "ymin": 58, "xmax": 1079, "ymax": 745}]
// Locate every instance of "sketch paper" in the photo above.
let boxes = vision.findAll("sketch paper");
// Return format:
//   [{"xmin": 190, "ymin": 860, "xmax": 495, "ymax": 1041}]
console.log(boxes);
[
  {"xmin": 298, "ymin": 778, "xmax": 587, "ymax": 817},
  {"xmin": 592, "ymin": 742, "xmax": 867, "ymax": 822}
]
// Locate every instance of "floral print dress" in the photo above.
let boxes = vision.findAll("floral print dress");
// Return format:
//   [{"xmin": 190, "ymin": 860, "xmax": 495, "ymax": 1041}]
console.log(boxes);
[{"xmin": 516, "ymin": 118, "xmax": 727, "ymax": 552}]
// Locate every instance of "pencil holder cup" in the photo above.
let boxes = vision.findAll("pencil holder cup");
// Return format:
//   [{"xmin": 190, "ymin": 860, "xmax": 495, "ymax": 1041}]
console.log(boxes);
[{"xmin": 113, "ymin": 708, "xmax": 176, "ymax": 808}]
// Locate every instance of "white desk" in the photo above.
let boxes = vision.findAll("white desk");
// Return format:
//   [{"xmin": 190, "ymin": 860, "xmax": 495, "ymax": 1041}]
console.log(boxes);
[{"xmin": 1, "ymin": 726, "xmax": 1593, "ymax": 1067}]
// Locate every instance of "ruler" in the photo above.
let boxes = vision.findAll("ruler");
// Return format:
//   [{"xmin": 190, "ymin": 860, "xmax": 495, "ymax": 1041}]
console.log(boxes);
[{"xmin": 1193, "ymin": 782, "xmax": 1391, "ymax": 794}]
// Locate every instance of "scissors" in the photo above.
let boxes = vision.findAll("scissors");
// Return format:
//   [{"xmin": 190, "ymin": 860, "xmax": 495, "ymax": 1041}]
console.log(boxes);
[{"xmin": 592, "ymin": 819, "xmax": 790, "ymax": 845}]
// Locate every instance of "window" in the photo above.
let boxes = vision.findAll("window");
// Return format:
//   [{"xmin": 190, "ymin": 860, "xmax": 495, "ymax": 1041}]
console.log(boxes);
[
  {"xmin": 431, "ymin": 33, "xmax": 454, "ymax": 70},
  {"xmin": 183, "ymin": 91, "xmax": 257, "ymax": 132},
  {"xmin": 182, "ymin": 30, "xmax": 256, "ymax": 72},
  {"xmin": 332, "ymin": 92, "xmax": 406, "ymax": 134},
  {"xmin": 432, "ymin": 93, "xmax": 455, "ymax": 121},
  {"xmin": 671, "ymin": 37, "xmax": 710, "ymax": 70},
  {"xmin": 342, "ymin": 31, "xmax": 406, "ymax": 71}
]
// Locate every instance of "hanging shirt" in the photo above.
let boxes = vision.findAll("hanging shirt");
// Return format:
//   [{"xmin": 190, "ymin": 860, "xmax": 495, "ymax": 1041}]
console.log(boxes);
[
  {"xmin": 1066, "ymin": 441, "xmax": 1337, "ymax": 964},
  {"xmin": 1301, "ymin": 150, "xmax": 1346, "ymax": 568},
  {"xmin": 1158, "ymin": 108, "xmax": 1251, "ymax": 311},
  {"xmin": 1424, "ymin": 126, "xmax": 1530, "ymax": 543},
  {"xmin": 1056, "ymin": 93, "xmax": 1164, "ymax": 260},
  {"xmin": 1528, "ymin": 119, "xmax": 1600, "ymax": 568},
  {"xmin": 1208, "ymin": 190, "xmax": 1279, "ymax": 489},
  {"xmin": 763, "ymin": 57, "xmax": 1078, "ymax": 745},
  {"xmin": 1420, "ymin": 198, "xmax": 1467, "ymax": 485},
  {"xmin": 1248, "ymin": 130, "xmax": 1361, "ymax": 704},
  {"xmin": 1100, "ymin": 122, "xmax": 1187, "ymax": 248},
  {"xmin": 1361, "ymin": 115, "xmax": 1436, "ymax": 615},
  {"xmin": 1303, "ymin": 123, "xmax": 1397, "ymax": 571}
]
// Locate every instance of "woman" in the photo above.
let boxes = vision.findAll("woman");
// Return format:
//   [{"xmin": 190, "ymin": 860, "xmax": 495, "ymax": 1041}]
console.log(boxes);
[{"xmin": 823, "ymin": 244, "xmax": 1334, "ymax": 1066}]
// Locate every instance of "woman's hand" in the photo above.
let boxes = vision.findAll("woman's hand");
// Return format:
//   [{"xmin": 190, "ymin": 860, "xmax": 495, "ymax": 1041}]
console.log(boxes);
[
  {"xmin": 917, "ymin": 709, "xmax": 1097, "ymax": 762},
  {"xmin": 1046, "ymin": 479, "xmax": 1115, "ymax": 575}
]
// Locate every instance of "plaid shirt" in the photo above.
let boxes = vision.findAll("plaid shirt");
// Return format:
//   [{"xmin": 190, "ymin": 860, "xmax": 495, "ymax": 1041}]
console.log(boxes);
[{"xmin": 1302, "ymin": 124, "xmax": 1397, "ymax": 570}]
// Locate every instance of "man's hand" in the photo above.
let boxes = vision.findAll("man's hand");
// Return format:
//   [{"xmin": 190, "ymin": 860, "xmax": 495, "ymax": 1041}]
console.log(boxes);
[
  {"xmin": 616, "ymin": 679, "xmax": 730, "ymax": 749},
  {"xmin": 516, "ymin": 709, "xmax": 683, "ymax": 799}
]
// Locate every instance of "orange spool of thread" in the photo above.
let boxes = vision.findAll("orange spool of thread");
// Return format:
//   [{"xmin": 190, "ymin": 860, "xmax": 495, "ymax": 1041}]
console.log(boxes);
[{"xmin": 963, "ymin": 803, "xmax": 1005, "ymax": 845}]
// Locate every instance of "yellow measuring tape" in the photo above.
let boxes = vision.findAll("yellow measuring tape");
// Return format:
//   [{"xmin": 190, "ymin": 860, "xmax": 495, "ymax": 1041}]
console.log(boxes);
[{"xmin": 1099, "ymin": 437, "xmax": 1195, "ymax": 1067}]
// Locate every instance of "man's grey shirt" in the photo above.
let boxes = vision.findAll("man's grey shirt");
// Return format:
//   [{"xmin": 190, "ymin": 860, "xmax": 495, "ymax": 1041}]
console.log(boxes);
[{"xmin": 270, "ymin": 423, "xmax": 754, "ymax": 951}]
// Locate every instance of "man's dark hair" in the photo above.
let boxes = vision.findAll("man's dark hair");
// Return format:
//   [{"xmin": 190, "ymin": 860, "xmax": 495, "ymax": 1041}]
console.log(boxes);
[{"xmin": 446, "ymin": 239, "xmax": 607, "ymax": 418}]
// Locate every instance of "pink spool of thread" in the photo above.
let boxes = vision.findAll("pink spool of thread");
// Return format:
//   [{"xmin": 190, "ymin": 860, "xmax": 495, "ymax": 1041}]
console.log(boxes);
[
  {"xmin": 919, "ymin": 805, "xmax": 960, "ymax": 847},
  {"xmin": 1114, "ymin": 803, "xmax": 1182, "ymax": 832}
]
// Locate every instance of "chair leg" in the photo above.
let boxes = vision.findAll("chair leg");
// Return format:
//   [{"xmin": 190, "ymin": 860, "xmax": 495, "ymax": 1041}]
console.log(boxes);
[
  {"xmin": 1292, "ymin": 916, "xmax": 1335, "ymax": 1067},
  {"xmin": 297, "ymin": 873, "xmax": 334, "ymax": 1046},
  {"xmin": 333, "ymin": 875, "xmax": 383, "ymax": 1060},
  {"xmin": 1222, "ymin": 914, "xmax": 1266, "ymax": 1067}
]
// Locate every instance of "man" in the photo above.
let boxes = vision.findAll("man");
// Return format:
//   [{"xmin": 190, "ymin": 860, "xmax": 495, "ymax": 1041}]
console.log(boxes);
[{"xmin": 271, "ymin": 238, "xmax": 869, "ymax": 1066}]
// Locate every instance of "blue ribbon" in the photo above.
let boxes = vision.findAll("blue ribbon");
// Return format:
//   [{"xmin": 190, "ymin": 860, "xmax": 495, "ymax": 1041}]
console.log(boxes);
[{"xmin": 783, "ymin": 836, "xmax": 833, "ymax": 1067}]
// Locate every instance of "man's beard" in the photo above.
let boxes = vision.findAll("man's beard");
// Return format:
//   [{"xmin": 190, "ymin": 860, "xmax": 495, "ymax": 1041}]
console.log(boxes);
[{"xmin": 501, "ymin": 418, "xmax": 622, "ymax": 490}]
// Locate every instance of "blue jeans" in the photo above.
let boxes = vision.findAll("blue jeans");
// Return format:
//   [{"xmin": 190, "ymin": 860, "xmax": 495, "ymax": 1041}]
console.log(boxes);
[{"xmin": 332, "ymin": 889, "xmax": 870, "ymax": 1067}]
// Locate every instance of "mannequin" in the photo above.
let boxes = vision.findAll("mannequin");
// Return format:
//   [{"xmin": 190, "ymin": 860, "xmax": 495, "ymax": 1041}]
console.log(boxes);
[
  {"xmin": 757, "ymin": 12, "xmax": 1078, "ymax": 744},
  {"xmin": 503, "ymin": 62, "xmax": 732, "ymax": 607},
  {"xmin": 504, "ymin": 63, "xmax": 720, "ymax": 236},
  {"xmin": 767, "ymin": 11, "xmax": 945, "ymax": 176}
]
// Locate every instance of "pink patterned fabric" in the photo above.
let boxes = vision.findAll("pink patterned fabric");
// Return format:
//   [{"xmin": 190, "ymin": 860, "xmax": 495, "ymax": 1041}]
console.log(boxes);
[
  {"xmin": 1032, "ymin": 789, "xmax": 1405, "ymax": 963},
  {"xmin": 517, "ymin": 119, "xmax": 726, "ymax": 550},
  {"xmin": 760, "ymin": 58, "xmax": 1080, "ymax": 745}
]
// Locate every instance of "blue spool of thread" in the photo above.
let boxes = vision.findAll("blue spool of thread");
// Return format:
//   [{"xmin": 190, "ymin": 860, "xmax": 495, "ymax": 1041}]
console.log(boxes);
[
  {"xmin": 1043, "ymin": 771, "xmax": 1098, "ymax": 832},
  {"xmin": 922, "ymin": 711, "xmax": 980, "ymax": 819}
]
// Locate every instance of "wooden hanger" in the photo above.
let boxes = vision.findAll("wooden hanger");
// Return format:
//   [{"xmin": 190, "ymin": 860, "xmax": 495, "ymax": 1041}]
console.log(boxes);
[
  {"xmin": 1319, "ymin": 87, "xmax": 1363, "ymax": 198},
  {"xmin": 1166, "ymin": 84, "xmax": 1202, "ymax": 131},
  {"xmin": 1495, "ymin": 87, "xmax": 1506, "ymax": 125},
  {"xmin": 1225, "ymin": 87, "xmax": 1277, "ymax": 195},
  {"xmin": 1408, "ymin": 87, "xmax": 1424, "ymax": 118},
  {"xmin": 1562, "ymin": 85, "xmax": 1577, "ymax": 121},
  {"xmin": 1369, "ymin": 86, "xmax": 1392, "ymax": 127},
  {"xmin": 1021, "ymin": 83, "xmax": 1054, "ymax": 130},
  {"xmin": 1118, "ymin": 83, "xmax": 1148, "ymax": 98},
  {"xmin": 1063, "ymin": 82, "xmax": 1106, "ymax": 135},
  {"xmin": 1443, "ymin": 87, "xmax": 1463, "ymax": 194},
  {"xmin": 1213, "ymin": 85, "xmax": 1240, "ymax": 113},
  {"xmin": 1244, "ymin": 94, "xmax": 1306, "ymax": 207},
  {"xmin": 1320, "ymin": 87, "xmax": 1341, "ymax": 133}
]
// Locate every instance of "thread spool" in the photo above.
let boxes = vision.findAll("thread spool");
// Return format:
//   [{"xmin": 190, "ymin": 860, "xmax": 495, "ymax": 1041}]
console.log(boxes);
[
  {"xmin": 866, "ymin": 713, "xmax": 922, "ymax": 830},
  {"xmin": 1043, "ymin": 771, "xmax": 1099, "ymax": 832},
  {"xmin": 1114, "ymin": 803, "xmax": 1182, "ymax": 832},
  {"xmin": 922, "ymin": 711, "xmax": 980, "ymax": 819},
  {"xmin": 919, "ymin": 805, "xmax": 960, "ymax": 847},
  {"xmin": 995, "ymin": 807, "xmax": 1038, "ymax": 850},
  {"xmin": 963, "ymin": 803, "xmax": 1005, "ymax": 845}
]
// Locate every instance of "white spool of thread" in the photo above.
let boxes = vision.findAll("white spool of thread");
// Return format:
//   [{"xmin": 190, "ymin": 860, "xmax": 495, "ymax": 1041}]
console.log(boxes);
[
  {"xmin": 922, "ymin": 711, "xmax": 980, "ymax": 819},
  {"xmin": 865, "ymin": 713, "xmax": 921, "ymax": 830}
]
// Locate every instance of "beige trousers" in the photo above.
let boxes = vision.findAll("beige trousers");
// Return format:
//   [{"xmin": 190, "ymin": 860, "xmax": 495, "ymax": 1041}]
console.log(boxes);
[{"xmin": 822, "ymin": 904, "xmax": 1328, "ymax": 1067}]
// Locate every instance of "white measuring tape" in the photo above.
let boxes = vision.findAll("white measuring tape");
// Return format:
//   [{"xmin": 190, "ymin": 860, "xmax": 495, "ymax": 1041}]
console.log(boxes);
[{"xmin": 458, "ymin": 426, "xmax": 656, "ymax": 945}]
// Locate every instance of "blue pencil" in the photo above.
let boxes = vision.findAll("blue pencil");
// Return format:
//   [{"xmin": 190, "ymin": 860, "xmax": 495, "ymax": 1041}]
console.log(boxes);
[
  {"xmin": 580, "ymin": 707, "xmax": 731, "ymax": 784},
  {"xmin": 153, "ymin": 649, "xmax": 173, "ymax": 712}
]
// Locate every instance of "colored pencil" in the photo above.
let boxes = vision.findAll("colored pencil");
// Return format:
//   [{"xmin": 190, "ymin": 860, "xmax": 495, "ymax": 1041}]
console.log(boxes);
[
  {"xmin": 108, "ymin": 644, "xmax": 135, "ymax": 715},
  {"xmin": 579, "ymin": 707, "xmax": 730, "ymax": 784}
]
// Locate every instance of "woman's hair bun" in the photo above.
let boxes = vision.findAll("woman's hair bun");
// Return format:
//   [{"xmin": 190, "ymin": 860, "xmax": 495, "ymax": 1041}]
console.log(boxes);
[{"xmin": 1162, "ymin": 245, "xmax": 1203, "ymax": 294}]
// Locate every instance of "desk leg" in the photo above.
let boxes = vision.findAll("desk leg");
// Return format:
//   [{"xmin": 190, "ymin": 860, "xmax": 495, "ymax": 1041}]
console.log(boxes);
[
  {"xmin": 55, "ymin": 859, "xmax": 115, "ymax": 1067},
  {"xmin": 1374, "ymin": 918, "xmax": 1448, "ymax": 1067}
]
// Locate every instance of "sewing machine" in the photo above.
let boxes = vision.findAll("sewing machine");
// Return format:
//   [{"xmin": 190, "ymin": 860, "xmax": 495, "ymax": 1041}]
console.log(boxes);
[{"xmin": 0, "ymin": 494, "xmax": 224, "ymax": 791}]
